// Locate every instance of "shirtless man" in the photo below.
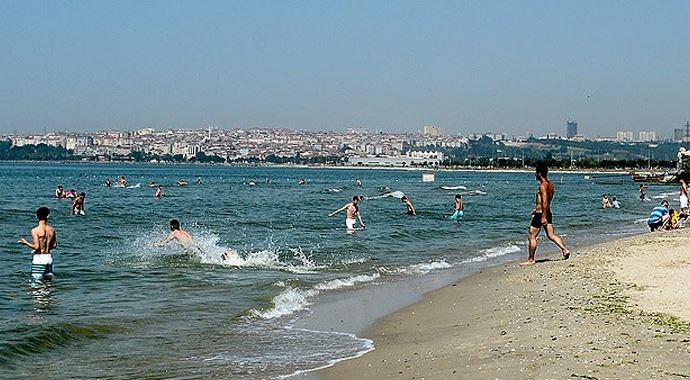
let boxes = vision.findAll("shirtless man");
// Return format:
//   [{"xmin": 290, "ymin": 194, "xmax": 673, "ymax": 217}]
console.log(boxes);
[
  {"xmin": 401, "ymin": 195, "xmax": 416, "ymax": 216},
  {"xmin": 158, "ymin": 219, "xmax": 194, "ymax": 249},
  {"xmin": 70, "ymin": 192, "xmax": 86, "ymax": 215},
  {"xmin": 18, "ymin": 207, "xmax": 57, "ymax": 279},
  {"xmin": 158, "ymin": 219, "xmax": 237, "ymax": 260},
  {"xmin": 154, "ymin": 186, "xmax": 164, "ymax": 198},
  {"xmin": 55, "ymin": 185, "xmax": 65, "ymax": 198},
  {"xmin": 329, "ymin": 196, "xmax": 366, "ymax": 230},
  {"xmin": 523, "ymin": 162, "xmax": 569, "ymax": 266}
]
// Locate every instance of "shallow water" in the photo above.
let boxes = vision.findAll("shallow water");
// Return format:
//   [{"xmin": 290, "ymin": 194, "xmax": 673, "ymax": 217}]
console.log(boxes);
[{"xmin": 0, "ymin": 163, "xmax": 663, "ymax": 378}]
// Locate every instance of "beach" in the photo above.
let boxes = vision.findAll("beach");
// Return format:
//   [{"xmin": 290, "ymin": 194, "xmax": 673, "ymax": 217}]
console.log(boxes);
[{"xmin": 319, "ymin": 229, "xmax": 690, "ymax": 380}]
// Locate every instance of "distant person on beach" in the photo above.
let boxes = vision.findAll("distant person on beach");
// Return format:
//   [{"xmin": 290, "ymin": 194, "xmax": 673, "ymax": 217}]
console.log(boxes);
[
  {"xmin": 401, "ymin": 196, "xmax": 416, "ymax": 216},
  {"xmin": 679, "ymin": 178, "xmax": 688, "ymax": 215},
  {"xmin": 154, "ymin": 186, "xmax": 164, "ymax": 198},
  {"xmin": 522, "ymin": 162, "xmax": 570, "ymax": 266},
  {"xmin": 18, "ymin": 207, "xmax": 57, "ymax": 279},
  {"xmin": 611, "ymin": 197, "xmax": 621, "ymax": 209},
  {"xmin": 70, "ymin": 192, "xmax": 86, "ymax": 215},
  {"xmin": 450, "ymin": 194, "xmax": 464, "ymax": 221},
  {"xmin": 639, "ymin": 184, "xmax": 648, "ymax": 201},
  {"xmin": 647, "ymin": 200, "xmax": 670, "ymax": 232},
  {"xmin": 329, "ymin": 196, "xmax": 365, "ymax": 230},
  {"xmin": 54, "ymin": 185, "xmax": 65, "ymax": 199},
  {"xmin": 105, "ymin": 178, "xmax": 112, "ymax": 188}
]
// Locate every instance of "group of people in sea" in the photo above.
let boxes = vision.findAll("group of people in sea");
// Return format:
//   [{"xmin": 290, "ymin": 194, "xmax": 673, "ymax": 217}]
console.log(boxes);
[
  {"xmin": 54, "ymin": 185, "xmax": 86, "ymax": 216},
  {"xmin": 25, "ymin": 162, "xmax": 690, "ymax": 281}
]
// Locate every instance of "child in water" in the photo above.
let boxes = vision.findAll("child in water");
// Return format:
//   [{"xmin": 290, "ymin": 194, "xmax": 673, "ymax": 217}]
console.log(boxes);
[{"xmin": 450, "ymin": 194, "xmax": 464, "ymax": 221}]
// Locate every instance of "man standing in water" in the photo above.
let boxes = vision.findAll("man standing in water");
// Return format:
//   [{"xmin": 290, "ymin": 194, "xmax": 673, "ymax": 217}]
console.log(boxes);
[
  {"xmin": 523, "ymin": 162, "xmax": 570, "ymax": 266},
  {"xmin": 329, "ymin": 196, "xmax": 365, "ymax": 230},
  {"xmin": 401, "ymin": 195, "xmax": 416, "ymax": 216},
  {"xmin": 18, "ymin": 207, "xmax": 57, "ymax": 279}
]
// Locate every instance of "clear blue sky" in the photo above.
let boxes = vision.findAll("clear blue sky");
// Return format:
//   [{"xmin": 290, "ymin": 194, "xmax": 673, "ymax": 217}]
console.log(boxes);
[{"xmin": 1, "ymin": 0, "xmax": 689, "ymax": 137}]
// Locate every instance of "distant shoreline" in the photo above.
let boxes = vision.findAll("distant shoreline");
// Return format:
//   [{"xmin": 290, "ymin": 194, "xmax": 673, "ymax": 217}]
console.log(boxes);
[{"xmin": 0, "ymin": 159, "xmax": 635, "ymax": 175}]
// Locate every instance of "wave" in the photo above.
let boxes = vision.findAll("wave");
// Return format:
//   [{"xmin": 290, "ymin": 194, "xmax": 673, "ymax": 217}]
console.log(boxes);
[
  {"xmin": 461, "ymin": 244, "xmax": 521, "ymax": 264},
  {"xmin": 441, "ymin": 185, "xmax": 467, "ymax": 190},
  {"xmin": 251, "ymin": 273, "xmax": 380, "ymax": 319},
  {"xmin": 377, "ymin": 259, "xmax": 452, "ymax": 275},
  {"xmin": 368, "ymin": 190, "xmax": 405, "ymax": 199},
  {"xmin": 125, "ymin": 183, "xmax": 141, "ymax": 189}
]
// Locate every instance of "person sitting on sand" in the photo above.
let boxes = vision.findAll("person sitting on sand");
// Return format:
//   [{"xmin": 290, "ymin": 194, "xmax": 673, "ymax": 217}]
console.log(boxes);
[
  {"xmin": 329, "ymin": 196, "xmax": 365, "ymax": 230},
  {"xmin": 401, "ymin": 195, "xmax": 416, "ymax": 216},
  {"xmin": 647, "ymin": 200, "xmax": 670, "ymax": 232},
  {"xmin": 666, "ymin": 208, "xmax": 680, "ymax": 230},
  {"xmin": 450, "ymin": 194, "xmax": 464, "ymax": 221}
]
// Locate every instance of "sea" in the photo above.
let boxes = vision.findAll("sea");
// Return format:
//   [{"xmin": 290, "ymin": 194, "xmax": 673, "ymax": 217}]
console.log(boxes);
[{"xmin": 0, "ymin": 163, "xmax": 669, "ymax": 379}]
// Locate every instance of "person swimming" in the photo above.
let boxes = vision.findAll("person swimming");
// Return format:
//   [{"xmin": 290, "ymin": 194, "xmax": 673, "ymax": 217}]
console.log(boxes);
[
  {"xmin": 450, "ymin": 194, "xmax": 464, "ymax": 221},
  {"xmin": 154, "ymin": 185, "xmax": 164, "ymax": 198},
  {"xmin": 54, "ymin": 185, "xmax": 65, "ymax": 199},
  {"xmin": 158, "ymin": 219, "xmax": 237, "ymax": 260},
  {"xmin": 70, "ymin": 192, "xmax": 86, "ymax": 215},
  {"xmin": 401, "ymin": 195, "xmax": 416, "ymax": 216},
  {"xmin": 105, "ymin": 178, "xmax": 112, "ymax": 187}
]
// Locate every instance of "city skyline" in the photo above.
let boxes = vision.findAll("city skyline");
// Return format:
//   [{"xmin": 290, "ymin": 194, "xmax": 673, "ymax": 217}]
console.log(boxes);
[{"xmin": 2, "ymin": 1, "xmax": 690, "ymax": 136}]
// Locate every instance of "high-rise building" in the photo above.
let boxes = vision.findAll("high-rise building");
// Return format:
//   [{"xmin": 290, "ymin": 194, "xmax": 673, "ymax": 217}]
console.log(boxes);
[
  {"xmin": 423, "ymin": 125, "xmax": 442, "ymax": 136},
  {"xmin": 616, "ymin": 131, "xmax": 633, "ymax": 142},
  {"xmin": 638, "ymin": 131, "xmax": 657, "ymax": 142},
  {"xmin": 566, "ymin": 120, "xmax": 578, "ymax": 138}
]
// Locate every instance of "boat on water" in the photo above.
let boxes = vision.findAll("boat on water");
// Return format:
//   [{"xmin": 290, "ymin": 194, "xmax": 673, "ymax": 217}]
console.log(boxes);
[{"xmin": 631, "ymin": 171, "xmax": 680, "ymax": 184}]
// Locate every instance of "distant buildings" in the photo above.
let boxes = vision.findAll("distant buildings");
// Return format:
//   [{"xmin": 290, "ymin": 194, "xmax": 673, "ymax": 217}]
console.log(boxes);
[
  {"xmin": 638, "ymin": 131, "xmax": 657, "ymax": 142},
  {"xmin": 566, "ymin": 120, "xmax": 578, "ymax": 139},
  {"xmin": 423, "ymin": 125, "xmax": 442, "ymax": 136},
  {"xmin": 616, "ymin": 131, "xmax": 633, "ymax": 142}
]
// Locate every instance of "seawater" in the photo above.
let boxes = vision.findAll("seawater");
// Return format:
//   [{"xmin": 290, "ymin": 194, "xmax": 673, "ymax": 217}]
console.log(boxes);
[{"xmin": 0, "ymin": 163, "xmax": 660, "ymax": 378}]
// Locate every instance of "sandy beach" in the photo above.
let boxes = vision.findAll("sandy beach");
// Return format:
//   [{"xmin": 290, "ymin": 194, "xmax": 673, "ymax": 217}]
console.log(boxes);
[{"xmin": 319, "ymin": 229, "xmax": 690, "ymax": 380}]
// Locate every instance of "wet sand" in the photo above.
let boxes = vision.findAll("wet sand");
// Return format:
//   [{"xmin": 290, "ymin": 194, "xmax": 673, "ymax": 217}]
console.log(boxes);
[{"xmin": 319, "ymin": 229, "xmax": 690, "ymax": 379}]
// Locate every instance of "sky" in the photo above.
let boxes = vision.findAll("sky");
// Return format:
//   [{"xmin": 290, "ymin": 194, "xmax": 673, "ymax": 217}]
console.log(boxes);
[{"xmin": 1, "ymin": 0, "xmax": 689, "ymax": 137}]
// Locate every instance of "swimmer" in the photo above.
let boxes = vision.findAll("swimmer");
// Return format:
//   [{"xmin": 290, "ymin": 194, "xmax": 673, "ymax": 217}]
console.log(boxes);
[
  {"xmin": 70, "ymin": 192, "xmax": 86, "ymax": 215},
  {"xmin": 105, "ymin": 178, "xmax": 112, "ymax": 187},
  {"xmin": 66, "ymin": 189, "xmax": 77, "ymax": 199},
  {"xmin": 18, "ymin": 206, "xmax": 57, "ymax": 279},
  {"xmin": 196, "ymin": 177, "xmax": 203, "ymax": 185},
  {"xmin": 248, "ymin": 180, "xmax": 256, "ymax": 186},
  {"xmin": 54, "ymin": 185, "xmax": 65, "ymax": 199},
  {"xmin": 329, "ymin": 196, "xmax": 365, "ymax": 230},
  {"xmin": 154, "ymin": 185, "xmax": 164, "ymax": 198},
  {"xmin": 158, "ymin": 219, "xmax": 194, "ymax": 249},
  {"xmin": 298, "ymin": 178, "xmax": 306, "ymax": 185},
  {"xmin": 601, "ymin": 194, "xmax": 612, "ymax": 208},
  {"xmin": 355, "ymin": 178, "xmax": 362, "ymax": 187},
  {"xmin": 639, "ymin": 184, "xmax": 648, "ymax": 201},
  {"xmin": 611, "ymin": 197, "xmax": 621, "ymax": 209},
  {"xmin": 450, "ymin": 194, "xmax": 464, "ymax": 221},
  {"xmin": 401, "ymin": 195, "xmax": 416, "ymax": 216}
]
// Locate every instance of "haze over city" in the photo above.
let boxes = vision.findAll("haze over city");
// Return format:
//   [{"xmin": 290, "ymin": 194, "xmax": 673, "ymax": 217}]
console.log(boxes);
[{"xmin": 2, "ymin": 1, "xmax": 689, "ymax": 136}]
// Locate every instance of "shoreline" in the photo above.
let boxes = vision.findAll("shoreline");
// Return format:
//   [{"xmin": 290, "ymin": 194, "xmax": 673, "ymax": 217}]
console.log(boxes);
[{"xmin": 315, "ymin": 229, "xmax": 690, "ymax": 379}]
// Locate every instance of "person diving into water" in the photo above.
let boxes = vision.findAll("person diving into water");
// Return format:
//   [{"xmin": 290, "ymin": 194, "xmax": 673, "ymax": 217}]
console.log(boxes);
[{"xmin": 157, "ymin": 219, "xmax": 237, "ymax": 261}]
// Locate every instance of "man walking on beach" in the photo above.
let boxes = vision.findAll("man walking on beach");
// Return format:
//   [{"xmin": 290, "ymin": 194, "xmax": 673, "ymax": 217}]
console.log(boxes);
[
  {"xmin": 522, "ymin": 162, "xmax": 570, "ymax": 266},
  {"xmin": 18, "ymin": 207, "xmax": 57, "ymax": 279}
]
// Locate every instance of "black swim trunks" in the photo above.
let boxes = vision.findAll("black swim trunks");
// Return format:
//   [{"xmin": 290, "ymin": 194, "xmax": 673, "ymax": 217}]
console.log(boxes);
[{"xmin": 530, "ymin": 211, "xmax": 553, "ymax": 228}]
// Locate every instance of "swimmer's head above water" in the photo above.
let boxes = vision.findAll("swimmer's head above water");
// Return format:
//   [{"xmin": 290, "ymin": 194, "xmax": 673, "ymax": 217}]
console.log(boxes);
[{"xmin": 170, "ymin": 219, "xmax": 180, "ymax": 231}]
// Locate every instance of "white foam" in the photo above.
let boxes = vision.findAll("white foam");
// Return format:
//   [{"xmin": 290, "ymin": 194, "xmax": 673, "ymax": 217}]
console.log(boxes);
[
  {"xmin": 314, "ymin": 273, "xmax": 380, "ymax": 291},
  {"xmin": 368, "ymin": 190, "xmax": 405, "ymax": 199},
  {"xmin": 441, "ymin": 185, "xmax": 467, "ymax": 190},
  {"xmin": 252, "ymin": 273, "xmax": 380, "ymax": 319},
  {"xmin": 251, "ymin": 287, "xmax": 318, "ymax": 319},
  {"xmin": 461, "ymin": 244, "xmax": 521, "ymax": 264},
  {"xmin": 379, "ymin": 260, "xmax": 452, "ymax": 275},
  {"xmin": 327, "ymin": 188, "xmax": 343, "ymax": 193}
]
